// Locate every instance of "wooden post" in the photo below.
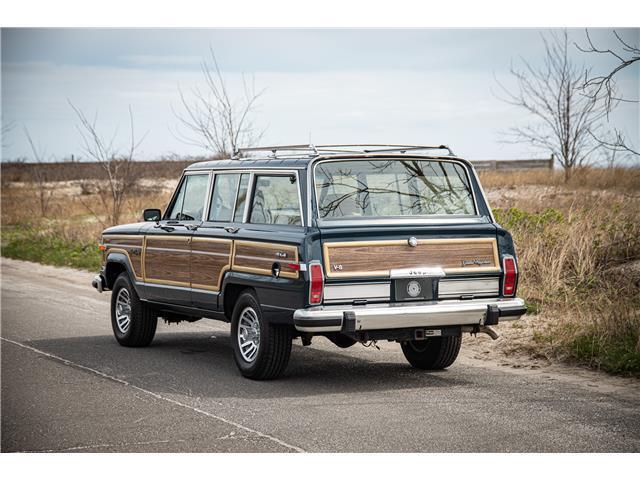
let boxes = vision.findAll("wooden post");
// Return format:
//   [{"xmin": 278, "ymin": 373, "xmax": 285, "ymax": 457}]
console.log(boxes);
[{"xmin": 549, "ymin": 154, "xmax": 554, "ymax": 170}]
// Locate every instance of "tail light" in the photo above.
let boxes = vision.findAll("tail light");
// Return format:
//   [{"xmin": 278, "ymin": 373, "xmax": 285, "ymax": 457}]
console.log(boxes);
[
  {"xmin": 309, "ymin": 262, "xmax": 324, "ymax": 305},
  {"xmin": 502, "ymin": 255, "xmax": 517, "ymax": 296}
]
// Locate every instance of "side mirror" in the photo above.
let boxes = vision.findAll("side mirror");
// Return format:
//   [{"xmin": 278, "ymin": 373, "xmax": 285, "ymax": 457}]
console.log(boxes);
[{"xmin": 143, "ymin": 208, "xmax": 162, "ymax": 222}]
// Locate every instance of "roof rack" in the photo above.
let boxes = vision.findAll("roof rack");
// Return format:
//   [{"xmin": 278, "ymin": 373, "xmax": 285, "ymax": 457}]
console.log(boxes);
[{"xmin": 233, "ymin": 144, "xmax": 456, "ymax": 159}]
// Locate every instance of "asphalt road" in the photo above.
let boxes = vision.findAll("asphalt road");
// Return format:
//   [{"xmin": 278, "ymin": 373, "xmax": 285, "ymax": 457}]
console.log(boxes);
[{"xmin": 2, "ymin": 258, "xmax": 639, "ymax": 452}]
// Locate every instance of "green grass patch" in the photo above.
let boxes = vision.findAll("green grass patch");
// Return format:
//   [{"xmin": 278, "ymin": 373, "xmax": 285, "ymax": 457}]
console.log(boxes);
[
  {"xmin": 569, "ymin": 332, "xmax": 640, "ymax": 375},
  {"xmin": 1, "ymin": 226, "xmax": 101, "ymax": 271}
]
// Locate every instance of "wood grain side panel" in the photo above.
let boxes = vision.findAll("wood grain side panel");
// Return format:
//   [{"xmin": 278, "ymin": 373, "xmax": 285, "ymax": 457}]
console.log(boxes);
[
  {"xmin": 103, "ymin": 235, "xmax": 144, "ymax": 280},
  {"xmin": 144, "ymin": 235, "xmax": 191, "ymax": 286},
  {"xmin": 145, "ymin": 237, "xmax": 192, "ymax": 251},
  {"xmin": 191, "ymin": 238, "xmax": 233, "ymax": 291},
  {"xmin": 324, "ymin": 238, "xmax": 500, "ymax": 278},
  {"xmin": 232, "ymin": 240, "xmax": 299, "ymax": 279}
]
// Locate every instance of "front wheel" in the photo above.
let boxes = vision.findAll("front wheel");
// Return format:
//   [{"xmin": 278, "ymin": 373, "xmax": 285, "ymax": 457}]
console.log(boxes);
[
  {"xmin": 111, "ymin": 273, "xmax": 157, "ymax": 347},
  {"xmin": 231, "ymin": 291, "xmax": 292, "ymax": 380},
  {"xmin": 401, "ymin": 335, "xmax": 461, "ymax": 370}
]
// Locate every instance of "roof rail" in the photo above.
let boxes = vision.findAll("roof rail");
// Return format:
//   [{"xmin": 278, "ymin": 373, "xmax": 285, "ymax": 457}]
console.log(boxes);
[{"xmin": 233, "ymin": 144, "xmax": 455, "ymax": 158}]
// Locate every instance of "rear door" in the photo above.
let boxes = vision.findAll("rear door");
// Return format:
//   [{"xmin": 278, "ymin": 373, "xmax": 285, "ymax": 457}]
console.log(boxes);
[{"xmin": 190, "ymin": 171, "xmax": 248, "ymax": 310}]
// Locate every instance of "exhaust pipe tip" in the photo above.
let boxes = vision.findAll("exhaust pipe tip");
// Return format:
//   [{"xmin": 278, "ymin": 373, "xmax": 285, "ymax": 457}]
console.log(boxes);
[
  {"xmin": 462, "ymin": 325, "xmax": 500, "ymax": 340},
  {"xmin": 479, "ymin": 325, "xmax": 499, "ymax": 340}
]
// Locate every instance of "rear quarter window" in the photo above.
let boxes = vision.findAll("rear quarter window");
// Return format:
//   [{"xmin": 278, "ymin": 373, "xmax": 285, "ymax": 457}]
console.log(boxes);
[{"xmin": 249, "ymin": 175, "xmax": 301, "ymax": 226}]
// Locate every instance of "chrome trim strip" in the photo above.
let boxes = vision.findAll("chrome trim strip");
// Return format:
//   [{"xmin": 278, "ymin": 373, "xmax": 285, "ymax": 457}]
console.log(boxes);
[
  {"xmin": 191, "ymin": 287, "xmax": 220, "ymax": 295},
  {"xmin": 323, "ymin": 237, "xmax": 501, "ymax": 278},
  {"xmin": 439, "ymin": 278, "xmax": 500, "ymax": 297},
  {"xmin": 293, "ymin": 297, "xmax": 526, "ymax": 332},
  {"xmin": 145, "ymin": 247, "xmax": 191, "ymax": 254},
  {"xmin": 103, "ymin": 243, "xmax": 142, "ymax": 249},
  {"xmin": 243, "ymin": 172, "xmax": 255, "ymax": 223},
  {"xmin": 390, "ymin": 267, "xmax": 445, "ymax": 279},
  {"xmin": 261, "ymin": 304, "xmax": 295, "ymax": 311},
  {"xmin": 323, "ymin": 277, "xmax": 501, "ymax": 303},
  {"xmin": 470, "ymin": 164, "xmax": 496, "ymax": 223},
  {"xmin": 324, "ymin": 282, "xmax": 391, "ymax": 301},
  {"xmin": 188, "ymin": 165, "xmax": 307, "ymax": 171},
  {"xmin": 315, "ymin": 216, "xmax": 489, "ymax": 227},
  {"xmin": 190, "ymin": 249, "xmax": 230, "ymax": 257},
  {"xmin": 202, "ymin": 171, "xmax": 214, "ymax": 222},
  {"xmin": 138, "ymin": 282, "xmax": 219, "ymax": 295}
]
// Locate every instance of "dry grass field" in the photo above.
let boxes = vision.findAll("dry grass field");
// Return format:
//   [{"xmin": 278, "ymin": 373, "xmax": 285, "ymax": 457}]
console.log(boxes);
[
  {"xmin": 480, "ymin": 168, "xmax": 640, "ymax": 374},
  {"xmin": 1, "ymin": 164, "xmax": 639, "ymax": 374}
]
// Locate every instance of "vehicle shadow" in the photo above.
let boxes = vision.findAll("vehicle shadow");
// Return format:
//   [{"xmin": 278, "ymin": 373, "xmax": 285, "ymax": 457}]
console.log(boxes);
[{"xmin": 24, "ymin": 330, "xmax": 471, "ymax": 400}]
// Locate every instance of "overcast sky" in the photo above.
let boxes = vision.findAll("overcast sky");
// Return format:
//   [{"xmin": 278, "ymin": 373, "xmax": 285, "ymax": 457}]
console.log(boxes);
[{"xmin": 1, "ymin": 28, "xmax": 638, "ymax": 162}]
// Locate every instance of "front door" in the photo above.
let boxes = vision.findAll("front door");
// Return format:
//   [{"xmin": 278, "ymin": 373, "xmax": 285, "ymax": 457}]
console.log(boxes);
[
  {"xmin": 190, "ymin": 172, "xmax": 248, "ymax": 310},
  {"xmin": 143, "ymin": 172, "xmax": 210, "ymax": 305}
]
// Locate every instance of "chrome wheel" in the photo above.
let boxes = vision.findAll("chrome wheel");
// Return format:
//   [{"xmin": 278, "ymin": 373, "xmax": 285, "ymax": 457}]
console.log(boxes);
[
  {"xmin": 237, "ymin": 307, "xmax": 261, "ymax": 363},
  {"xmin": 115, "ymin": 288, "xmax": 132, "ymax": 334}
]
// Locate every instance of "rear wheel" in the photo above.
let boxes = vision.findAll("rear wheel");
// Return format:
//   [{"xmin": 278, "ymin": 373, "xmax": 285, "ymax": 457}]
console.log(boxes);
[
  {"xmin": 231, "ymin": 291, "xmax": 292, "ymax": 380},
  {"xmin": 111, "ymin": 273, "xmax": 157, "ymax": 347},
  {"xmin": 401, "ymin": 335, "xmax": 461, "ymax": 370}
]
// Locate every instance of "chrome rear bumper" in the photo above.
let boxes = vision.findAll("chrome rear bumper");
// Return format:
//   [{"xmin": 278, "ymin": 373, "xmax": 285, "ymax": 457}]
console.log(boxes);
[
  {"xmin": 92, "ymin": 274, "xmax": 104, "ymax": 293},
  {"xmin": 293, "ymin": 297, "xmax": 526, "ymax": 333}
]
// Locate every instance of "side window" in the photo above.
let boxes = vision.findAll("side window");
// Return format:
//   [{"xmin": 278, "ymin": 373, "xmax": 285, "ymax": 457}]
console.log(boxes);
[
  {"xmin": 249, "ymin": 175, "xmax": 301, "ymax": 225},
  {"xmin": 166, "ymin": 174, "xmax": 209, "ymax": 221},
  {"xmin": 233, "ymin": 173, "xmax": 250, "ymax": 222},
  {"xmin": 208, "ymin": 173, "xmax": 240, "ymax": 222}
]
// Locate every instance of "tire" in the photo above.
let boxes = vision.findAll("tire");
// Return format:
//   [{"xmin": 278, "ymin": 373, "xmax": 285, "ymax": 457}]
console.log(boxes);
[
  {"xmin": 111, "ymin": 273, "xmax": 157, "ymax": 347},
  {"xmin": 401, "ymin": 335, "xmax": 461, "ymax": 370},
  {"xmin": 230, "ymin": 291, "xmax": 292, "ymax": 380}
]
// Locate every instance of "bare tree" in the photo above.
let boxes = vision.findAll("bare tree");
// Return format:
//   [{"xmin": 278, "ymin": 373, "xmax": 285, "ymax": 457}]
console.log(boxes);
[
  {"xmin": 2, "ymin": 121, "xmax": 15, "ymax": 150},
  {"xmin": 69, "ymin": 102, "xmax": 145, "ymax": 227},
  {"xmin": 577, "ymin": 30, "xmax": 639, "ymax": 156},
  {"xmin": 23, "ymin": 127, "xmax": 54, "ymax": 218},
  {"xmin": 173, "ymin": 48, "xmax": 266, "ymax": 157},
  {"xmin": 496, "ymin": 30, "xmax": 608, "ymax": 181}
]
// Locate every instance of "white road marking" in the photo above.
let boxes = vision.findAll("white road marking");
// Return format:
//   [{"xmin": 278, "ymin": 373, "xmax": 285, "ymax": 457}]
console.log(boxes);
[
  {"xmin": 1, "ymin": 336, "xmax": 306, "ymax": 453},
  {"xmin": 20, "ymin": 439, "xmax": 184, "ymax": 453}
]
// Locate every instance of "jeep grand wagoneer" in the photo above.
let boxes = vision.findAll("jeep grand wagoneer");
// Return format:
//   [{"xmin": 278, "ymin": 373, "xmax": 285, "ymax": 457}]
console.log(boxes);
[{"xmin": 92, "ymin": 144, "xmax": 526, "ymax": 380}]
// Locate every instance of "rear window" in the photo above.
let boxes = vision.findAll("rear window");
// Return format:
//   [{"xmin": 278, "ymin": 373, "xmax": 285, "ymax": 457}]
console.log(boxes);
[{"xmin": 314, "ymin": 159, "xmax": 476, "ymax": 220}]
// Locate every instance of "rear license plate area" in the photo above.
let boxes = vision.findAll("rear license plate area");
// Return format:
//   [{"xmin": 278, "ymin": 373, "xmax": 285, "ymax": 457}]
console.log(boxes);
[{"xmin": 392, "ymin": 278, "xmax": 438, "ymax": 302}]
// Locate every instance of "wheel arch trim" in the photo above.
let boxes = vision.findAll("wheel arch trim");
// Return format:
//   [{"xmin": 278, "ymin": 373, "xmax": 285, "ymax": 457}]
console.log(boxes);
[{"xmin": 104, "ymin": 252, "xmax": 143, "ymax": 297}]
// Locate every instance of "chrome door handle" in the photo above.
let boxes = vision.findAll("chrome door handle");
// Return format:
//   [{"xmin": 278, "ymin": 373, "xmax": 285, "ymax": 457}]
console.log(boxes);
[
  {"xmin": 224, "ymin": 226, "xmax": 240, "ymax": 234},
  {"xmin": 186, "ymin": 224, "xmax": 199, "ymax": 231}
]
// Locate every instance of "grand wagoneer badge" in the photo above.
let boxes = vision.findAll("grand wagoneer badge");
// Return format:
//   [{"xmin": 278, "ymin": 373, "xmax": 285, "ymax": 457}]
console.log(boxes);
[{"xmin": 461, "ymin": 259, "xmax": 492, "ymax": 266}]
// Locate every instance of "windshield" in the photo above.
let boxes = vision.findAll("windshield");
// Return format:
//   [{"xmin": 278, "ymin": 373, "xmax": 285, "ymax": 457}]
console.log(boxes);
[{"xmin": 314, "ymin": 159, "xmax": 476, "ymax": 220}]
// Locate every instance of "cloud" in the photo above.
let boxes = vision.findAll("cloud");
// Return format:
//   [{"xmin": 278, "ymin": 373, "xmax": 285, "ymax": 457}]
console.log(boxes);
[
  {"xmin": 2, "ymin": 28, "xmax": 638, "ymax": 163},
  {"xmin": 119, "ymin": 54, "xmax": 203, "ymax": 67}
]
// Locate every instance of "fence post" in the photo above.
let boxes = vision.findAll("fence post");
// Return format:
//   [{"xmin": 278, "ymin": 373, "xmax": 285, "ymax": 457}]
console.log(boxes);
[{"xmin": 549, "ymin": 154, "xmax": 554, "ymax": 169}]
